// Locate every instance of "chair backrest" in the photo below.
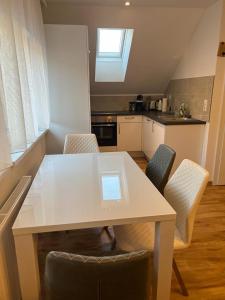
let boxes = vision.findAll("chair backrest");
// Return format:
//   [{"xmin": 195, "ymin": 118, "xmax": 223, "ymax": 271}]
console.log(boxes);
[
  {"xmin": 164, "ymin": 159, "xmax": 209, "ymax": 245},
  {"xmin": 45, "ymin": 250, "xmax": 151, "ymax": 300},
  {"xmin": 145, "ymin": 144, "xmax": 176, "ymax": 194},
  {"xmin": 0, "ymin": 176, "xmax": 32, "ymax": 300},
  {"xmin": 63, "ymin": 133, "xmax": 99, "ymax": 154}
]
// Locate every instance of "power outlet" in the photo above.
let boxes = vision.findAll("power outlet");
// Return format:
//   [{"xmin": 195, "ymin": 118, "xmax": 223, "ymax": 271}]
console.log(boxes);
[{"xmin": 203, "ymin": 99, "xmax": 208, "ymax": 112}]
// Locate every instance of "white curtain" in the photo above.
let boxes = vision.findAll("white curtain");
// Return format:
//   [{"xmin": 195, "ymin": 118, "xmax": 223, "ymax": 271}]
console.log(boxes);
[{"xmin": 0, "ymin": 0, "xmax": 49, "ymax": 170}]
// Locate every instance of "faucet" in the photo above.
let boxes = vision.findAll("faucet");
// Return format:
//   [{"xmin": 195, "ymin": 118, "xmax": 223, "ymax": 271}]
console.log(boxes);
[{"xmin": 178, "ymin": 103, "xmax": 189, "ymax": 118}]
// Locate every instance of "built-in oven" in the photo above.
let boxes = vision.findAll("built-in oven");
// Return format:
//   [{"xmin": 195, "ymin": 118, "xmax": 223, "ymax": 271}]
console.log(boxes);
[{"xmin": 91, "ymin": 115, "xmax": 117, "ymax": 146}]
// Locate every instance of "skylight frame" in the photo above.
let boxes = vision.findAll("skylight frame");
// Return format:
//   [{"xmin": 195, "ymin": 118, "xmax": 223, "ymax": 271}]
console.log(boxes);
[{"xmin": 96, "ymin": 28, "xmax": 126, "ymax": 60}]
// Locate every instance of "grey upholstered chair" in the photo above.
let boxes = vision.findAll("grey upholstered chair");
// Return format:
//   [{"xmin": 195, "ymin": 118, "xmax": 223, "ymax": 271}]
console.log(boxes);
[
  {"xmin": 45, "ymin": 250, "xmax": 151, "ymax": 300},
  {"xmin": 145, "ymin": 144, "xmax": 176, "ymax": 194}
]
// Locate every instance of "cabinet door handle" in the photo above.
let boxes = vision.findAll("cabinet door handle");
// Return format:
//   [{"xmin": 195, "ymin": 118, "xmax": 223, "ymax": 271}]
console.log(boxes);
[
  {"xmin": 92, "ymin": 124, "xmax": 115, "ymax": 127},
  {"xmin": 118, "ymin": 123, "xmax": 120, "ymax": 134},
  {"xmin": 124, "ymin": 116, "xmax": 135, "ymax": 120}
]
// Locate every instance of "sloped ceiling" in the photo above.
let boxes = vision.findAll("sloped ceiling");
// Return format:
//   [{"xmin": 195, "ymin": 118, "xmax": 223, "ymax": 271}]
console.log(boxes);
[{"xmin": 42, "ymin": 3, "xmax": 209, "ymax": 94}]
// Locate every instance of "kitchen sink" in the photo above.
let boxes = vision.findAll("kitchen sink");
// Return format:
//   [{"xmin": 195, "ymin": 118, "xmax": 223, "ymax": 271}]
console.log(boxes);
[{"xmin": 156, "ymin": 115, "xmax": 190, "ymax": 121}]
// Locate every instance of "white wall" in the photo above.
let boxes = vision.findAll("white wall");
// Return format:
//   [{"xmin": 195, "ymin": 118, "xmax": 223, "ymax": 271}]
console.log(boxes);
[
  {"xmin": 170, "ymin": 0, "xmax": 223, "ymax": 182},
  {"xmin": 173, "ymin": 0, "xmax": 223, "ymax": 79},
  {"xmin": 45, "ymin": 25, "xmax": 91, "ymax": 153},
  {"xmin": 205, "ymin": 0, "xmax": 225, "ymax": 184},
  {"xmin": 95, "ymin": 61, "xmax": 124, "ymax": 82}
]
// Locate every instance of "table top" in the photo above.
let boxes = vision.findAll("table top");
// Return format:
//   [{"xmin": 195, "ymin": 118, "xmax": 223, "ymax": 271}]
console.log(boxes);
[{"xmin": 13, "ymin": 152, "xmax": 176, "ymax": 235}]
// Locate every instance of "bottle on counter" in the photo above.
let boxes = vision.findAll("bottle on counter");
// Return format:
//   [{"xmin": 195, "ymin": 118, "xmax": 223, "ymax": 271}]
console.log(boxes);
[
  {"xmin": 162, "ymin": 98, "xmax": 168, "ymax": 113},
  {"xmin": 150, "ymin": 100, "xmax": 156, "ymax": 110},
  {"xmin": 158, "ymin": 99, "xmax": 162, "ymax": 111}
]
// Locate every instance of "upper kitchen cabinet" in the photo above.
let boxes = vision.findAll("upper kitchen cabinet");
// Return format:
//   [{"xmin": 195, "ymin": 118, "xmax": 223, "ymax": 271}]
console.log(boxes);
[{"xmin": 45, "ymin": 25, "xmax": 91, "ymax": 154}]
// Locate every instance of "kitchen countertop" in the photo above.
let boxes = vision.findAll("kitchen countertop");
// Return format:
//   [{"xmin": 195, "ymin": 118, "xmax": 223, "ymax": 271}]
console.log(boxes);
[{"xmin": 91, "ymin": 111, "xmax": 206, "ymax": 125}]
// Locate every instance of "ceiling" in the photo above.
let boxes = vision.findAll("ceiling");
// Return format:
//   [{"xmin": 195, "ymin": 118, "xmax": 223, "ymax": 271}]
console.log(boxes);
[
  {"xmin": 42, "ymin": 1, "xmax": 220, "ymax": 94},
  {"xmin": 46, "ymin": 0, "xmax": 218, "ymax": 8}
]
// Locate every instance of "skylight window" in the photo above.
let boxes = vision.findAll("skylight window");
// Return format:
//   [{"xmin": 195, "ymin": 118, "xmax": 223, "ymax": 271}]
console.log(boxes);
[
  {"xmin": 97, "ymin": 29, "xmax": 125, "ymax": 58},
  {"xmin": 95, "ymin": 28, "xmax": 134, "ymax": 82}
]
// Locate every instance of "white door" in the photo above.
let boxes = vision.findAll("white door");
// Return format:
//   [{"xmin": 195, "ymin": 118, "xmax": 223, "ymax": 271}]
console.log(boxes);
[{"xmin": 118, "ymin": 122, "xmax": 142, "ymax": 151}]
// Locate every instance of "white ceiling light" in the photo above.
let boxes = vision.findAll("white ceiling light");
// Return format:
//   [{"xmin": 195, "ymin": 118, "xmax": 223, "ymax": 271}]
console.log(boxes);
[{"xmin": 125, "ymin": 1, "xmax": 130, "ymax": 6}]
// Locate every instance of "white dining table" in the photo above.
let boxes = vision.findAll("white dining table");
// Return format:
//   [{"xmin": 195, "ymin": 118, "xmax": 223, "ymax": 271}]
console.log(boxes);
[{"xmin": 13, "ymin": 151, "xmax": 176, "ymax": 300}]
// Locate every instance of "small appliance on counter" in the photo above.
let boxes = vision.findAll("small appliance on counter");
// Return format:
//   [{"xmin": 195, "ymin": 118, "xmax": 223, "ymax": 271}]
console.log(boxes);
[
  {"xmin": 157, "ymin": 99, "xmax": 162, "ymax": 111},
  {"xmin": 149, "ymin": 100, "xmax": 156, "ymax": 111},
  {"xmin": 135, "ymin": 94, "xmax": 144, "ymax": 112},
  {"xmin": 162, "ymin": 98, "xmax": 168, "ymax": 113},
  {"xmin": 129, "ymin": 95, "xmax": 144, "ymax": 112},
  {"xmin": 129, "ymin": 101, "xmax": 136, "ymax": 112},
  {"xmin": 135, "ymin": 100, "xmax": 144, "ymax": 112}
]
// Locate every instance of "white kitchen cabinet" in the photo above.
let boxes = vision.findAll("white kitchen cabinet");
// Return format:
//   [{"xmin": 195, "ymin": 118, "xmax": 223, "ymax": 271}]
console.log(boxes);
[
  {"xmin": 151, "ymin": 119, "xmax": 165, "ymax": 155},
  {"xmin": 142, "ymin": 116, "xmax": 205, "ymax": 174},
  {"xmin": 117, "ymin": 115, "xmax": 142, "ymax": 151},
  {"xmin": 142, "ymin": 116, "xmax": 165, "ymax": 158},
  {"xmin": 164, "ymin": 125, "xmax": 205, "ymax": 174},
  {"xmin": 142, "ymin": 116, "xmax": 153, "ymax": 158}
]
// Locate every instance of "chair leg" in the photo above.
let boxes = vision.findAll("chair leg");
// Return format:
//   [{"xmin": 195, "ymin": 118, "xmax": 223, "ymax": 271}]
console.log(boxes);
[
  {"xmin": 173, "ymin": 258, "xmax": 189, "ymax": 296},
  {"xmin": 111, "ymin": 237, "xmax": 116, "ymax": 250},
  {"xmin": 103, "ymin": 226, "xmax": 113, "ymax": 240}
]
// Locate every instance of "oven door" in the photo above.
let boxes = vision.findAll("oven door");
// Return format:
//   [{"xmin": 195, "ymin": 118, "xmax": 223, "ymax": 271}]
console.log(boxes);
[{"xmin": 91, "ymin": 122, "xmax": 117, "ymax": 146}]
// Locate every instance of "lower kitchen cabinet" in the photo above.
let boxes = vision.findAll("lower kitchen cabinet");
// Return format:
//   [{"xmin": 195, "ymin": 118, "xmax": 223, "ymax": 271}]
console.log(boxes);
[
  {"xmin": 142, "ymin": 116, "xmax": 205, "ymax": 174},
  {"xmin": 117, "ymin": 115, "xmax": 142, "ymax": 151},
  {"xmin": 142, "ymin": 116, "xmax": 164, "ymax": 158},
  {"xmin": 142, "ymin": 117, "xmax": 152, "ymax": 158}
]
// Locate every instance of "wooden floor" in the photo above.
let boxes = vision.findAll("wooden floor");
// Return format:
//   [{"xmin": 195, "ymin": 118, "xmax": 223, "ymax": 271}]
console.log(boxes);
[{"xmin": 38, "ymin": 157, "xmax": 225, "ymax": 300}]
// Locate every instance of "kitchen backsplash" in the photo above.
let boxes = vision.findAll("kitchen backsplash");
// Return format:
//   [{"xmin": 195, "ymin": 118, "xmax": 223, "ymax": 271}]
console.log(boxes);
[
  {"xmin": 166, "ymin": 76, "xmax": 214, "ymax": 121},
  {"xmin": 90, "ymin": 95, "xmax": 164, "ymax": 112},
  {"xmin": 91, "ymin": 77, "xmax": 214, "ymax": 121}
]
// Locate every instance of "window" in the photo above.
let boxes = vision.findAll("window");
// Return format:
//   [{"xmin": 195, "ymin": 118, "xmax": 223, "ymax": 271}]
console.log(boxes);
[
  {"xmin": 0, "ymin": 0, "xmax": 49, "ymax": 170},
  {"xmin": 97, "ymin": 28, "xmax": 125, "ymax": 59},
  {"xmin": 95, "ymin": 28, "xmax": 134, "ymax": 82}
]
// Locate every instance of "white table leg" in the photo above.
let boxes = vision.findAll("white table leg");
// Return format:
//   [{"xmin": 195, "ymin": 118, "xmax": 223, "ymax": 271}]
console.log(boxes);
[
  {"xmin": 14, "ymin": 234, "xmax": 40, "ymax": 300},
  {"xmin": 152, "ymin": 220, "xmax": 175, "ymax": 300}
]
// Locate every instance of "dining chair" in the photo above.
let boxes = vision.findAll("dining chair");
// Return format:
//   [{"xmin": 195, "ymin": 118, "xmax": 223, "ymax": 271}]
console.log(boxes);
[
  {"xmin": 63, "ymin": 133, "xmax": 99, "ymax": 154},
  {"xmin": 113, "ymin": 159, "xmax": 209, "ymax": 296},
  {"xmin": 145, "ymin": 144, "xmax": 176, "ymax": 194},
  {"xmin": 45, "ymin": 250, "xmax": 151, "ymax": 300}
]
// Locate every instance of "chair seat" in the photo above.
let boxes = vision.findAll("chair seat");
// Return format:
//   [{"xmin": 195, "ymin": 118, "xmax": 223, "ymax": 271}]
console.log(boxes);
[{"xmin": 114, "ymin": 222, "xmax": 189, "ymax": 252}]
